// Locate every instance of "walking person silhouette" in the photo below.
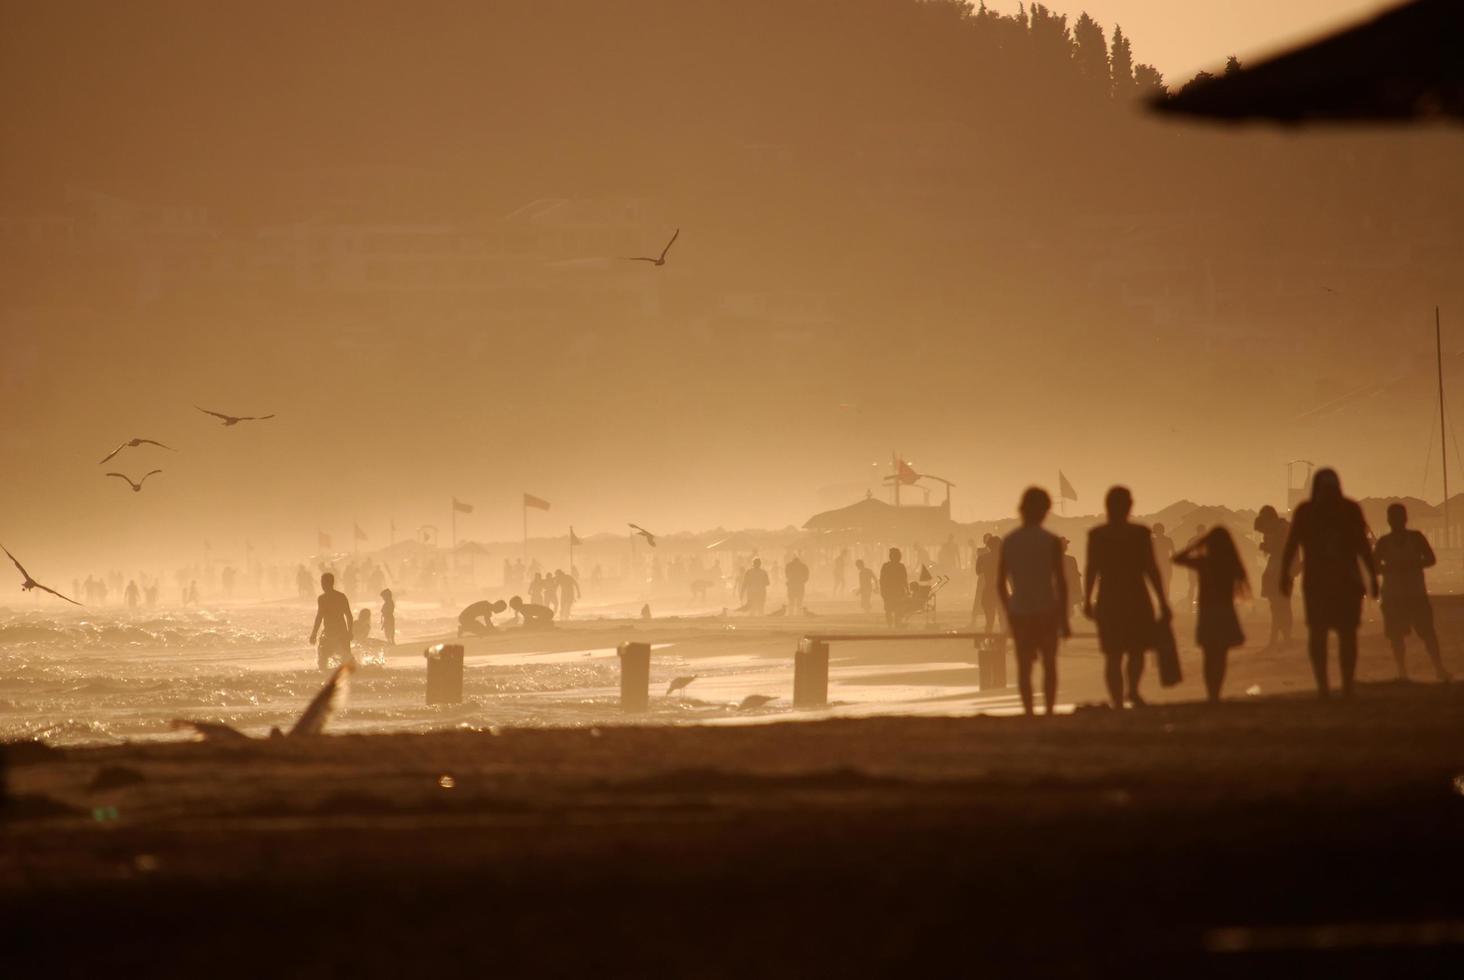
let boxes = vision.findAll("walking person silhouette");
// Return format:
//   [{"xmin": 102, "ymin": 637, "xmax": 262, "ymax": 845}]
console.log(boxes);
[
  {"xmin": 1373, "ymin": 502, "xmax": 1451, "ymax": 683},
  {"xmin": 996, "ymin": 487, "xmax": 1069, "ymax": 716},
  {"xmin": 1280, "ymin": 468, "xmax": 1378, "ymax": 699},
  {"xmin": 1172, "ymin": 527, "xmax": 1249, "ymax": 703},
  {"xmin": 1084, "ymin": 486, "xmax": 1172, "ymax": 708},
  {"xmin": 1254, "ymin": 505, "xmax": 1295, "ymax": 648}
]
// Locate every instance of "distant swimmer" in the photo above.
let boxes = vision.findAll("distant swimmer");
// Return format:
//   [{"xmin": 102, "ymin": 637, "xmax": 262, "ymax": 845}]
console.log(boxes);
[
  {"xmin": 458, "ymin": 598, "xmax": 508, "ymax": 637},
  {"xmin": 195, "ymin": 405, "xmax": 276, "ymax": 426},
  {"xmin": 509, "ymin": 594, "xmax": 555, "ymax": 629},
  {"xmin": 309, "ymin": 572, "xmax": 356, "ymax": 671},
  {"xmin": 622, "ymin": 228, "xmax": 679, "ymax": 267},
  {"xmin": 2, "ymin": 545, "xmax": 81, "ymax": 605},
  {"xmin": 98, "ymin": 437, "xmax": 175, "ymax": 465},
  {"xmin": 666, "ymin": 674, "xmax": 697, "ymax": 696},
  {"xmin": 105, "ymin": 469, "xmax": 162, "ymax": 493},
  {"xmin": 380, "ymin": 588, "xmax": 396, "ymax": 645},
  {"xmin": 628, "ymin": 523, "xmax": 658, "ymax": 547}
]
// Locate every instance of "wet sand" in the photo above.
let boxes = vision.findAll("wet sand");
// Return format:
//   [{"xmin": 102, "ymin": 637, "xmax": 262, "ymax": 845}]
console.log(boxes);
[{"xmin": 6, "ymin": 668, "xmax": 1464, "ymax": 976}]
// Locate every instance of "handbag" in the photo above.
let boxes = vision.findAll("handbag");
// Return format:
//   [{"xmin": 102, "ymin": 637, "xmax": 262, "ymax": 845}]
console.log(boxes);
[{"xmin": 1154, "ymin": 618, "xmax": 1183, "ymax": 687}]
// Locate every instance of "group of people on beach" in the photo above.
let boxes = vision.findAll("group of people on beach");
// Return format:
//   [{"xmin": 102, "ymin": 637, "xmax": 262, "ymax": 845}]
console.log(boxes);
[{"xmin": 992, "ymin": 468, "xmax": 1450, "ymax": 715}]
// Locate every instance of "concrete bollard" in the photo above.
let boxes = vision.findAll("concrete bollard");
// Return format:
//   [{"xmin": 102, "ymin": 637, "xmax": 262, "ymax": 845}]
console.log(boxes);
[
  {"xmin": 977, "ymin": 638, "xmax": 1007, "ymax": 691},
  {"xmin": 618, "ymin": 641, "xmax": 651, "ymax": 712},
  {"xmin": 793, "ymin": 639, "xmax": 830, "ymax": 708},
  {"xmin": 425, "ymin": 643, "xmax": 465, "ymax": 705}
]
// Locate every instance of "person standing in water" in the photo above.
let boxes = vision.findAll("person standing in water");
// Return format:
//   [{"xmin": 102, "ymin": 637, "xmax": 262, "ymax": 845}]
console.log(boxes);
[
  {"xmin": 785, "ymin": 554, "xmax": 810, "ymax": 616},
  {"xmin": 855, "ymin": 558, "xmax": 876, "ymax": 612},
  {"xmin": 739, "ymin": 558, "xmax": 770, "ymax": 615},
  {"xmin": 1172, "ymin": 527, "xmax": 1249, "ymax": 703},
  {"xmin": 380, "ymin": 588, "xmax": 396, "ymax": 646},
  {"xmin": 880, "ymin": 547, "xmax": 910, "ymax": 627},
  {"xmin": 1280, "ymin": 468, "xmax": 1377, "ymax": 700},
  {"xmin": 996, "ymin": 487, "xmax": 1069, "ymax": 716},
  {"xmin": 1253, "ymin": 505, "xmax": 1295, "ymax": 648},
  {"xmin": 309, "ymin": 571, "xmax": 355, "ymax": 671},
  {"xmin": 555, "ymin": 569, "xmax": 580, "ymax": 621},
  {"xmin": 1084, "ymin": 486, "xmax": 1172, "ymax": 709},
  {"xmin": 1373, "ymin": 502, "xmax": 1451, "ymax": 683}
]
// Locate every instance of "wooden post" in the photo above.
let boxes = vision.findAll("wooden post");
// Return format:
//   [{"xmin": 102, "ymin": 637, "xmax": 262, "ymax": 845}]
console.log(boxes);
[
  {"xmin": 618, "ymin": 641, "xmax": 650, "ymax": 712},
  {"xmin": 794, "ymin": 638, "xmax": 830, "ymax": 708},
  {"xmin": 424, "ymin": 643, "xmax": 464, "ymax": 705}
]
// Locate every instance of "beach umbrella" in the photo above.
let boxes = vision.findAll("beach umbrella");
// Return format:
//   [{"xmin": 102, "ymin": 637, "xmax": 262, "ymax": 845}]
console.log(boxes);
[{"xmin": 1153, "ymin": 0, "xmax": 1464, "ymax": 125}]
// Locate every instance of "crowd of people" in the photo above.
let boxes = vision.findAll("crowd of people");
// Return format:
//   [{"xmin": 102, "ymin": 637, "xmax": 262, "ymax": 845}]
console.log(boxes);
[{"xmin": 988, "ymin": 468, "xmax": 1450, "ymax": 716}]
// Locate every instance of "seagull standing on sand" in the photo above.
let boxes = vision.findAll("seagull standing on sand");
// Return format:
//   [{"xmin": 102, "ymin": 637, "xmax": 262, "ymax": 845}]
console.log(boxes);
[
  {"xmin": 3, "ymin": 545, "xmax": 81, "ymax": 606},
  {"xmin": 666, "ymin": 675, "xmax": 698, "ymax": 697},
  {"xmin": 622, "ymin": 229, "xmax": 679, "ymax": 267},
  {"xmin": 98, "ymin": 438, "xmax": 175, "ymax": 465},
  {"xmin": 106, "ymin": 470, "xmax": 162, "ymax": 493},
  {"xmin": 195, "ymin": 405, "xmax": 275, "ymax": 426},
  {"xmin": 629, "ymin": 523, "xmax": 658, "ymax": 547}
]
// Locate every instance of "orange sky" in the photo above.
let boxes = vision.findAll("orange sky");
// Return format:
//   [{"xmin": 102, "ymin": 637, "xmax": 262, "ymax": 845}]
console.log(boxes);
[{"xmin": 983, "ymin": 0, "xmax": 1396, "ymax": 82}]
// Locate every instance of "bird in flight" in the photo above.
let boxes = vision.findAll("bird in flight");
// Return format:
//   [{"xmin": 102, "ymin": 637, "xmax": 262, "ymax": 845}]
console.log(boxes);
[
  {"xmin": 172, "ymin": 663, "xmax": 353, "ymax": 740},
  {"xmin": 628, "ymin": 523, "xmax": 658, "ymax": 547},
  {"xmin": 195, "ymin": 406, "xmax": 276, "ymax": 426},
  {"xmin": 3, "ymin": 545, "xmax": 81, "ymax": 606},
  {"xmin": 623, "ymin": 229, "xmax": 679, "ymax": 267},
  {"xmin": 98, "ymin": 437, "xmax": 175, "ymax": 465},
  {"xmin": 106, "ymin": 470, "xmax": 162, "ymax": 493},
  {"xmin": 666, "ymin": 675, "xmax": 698, "ymax": 697}
]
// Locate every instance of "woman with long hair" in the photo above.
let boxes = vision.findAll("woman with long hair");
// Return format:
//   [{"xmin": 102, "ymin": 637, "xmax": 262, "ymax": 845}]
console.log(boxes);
[{"xmin": 1173, "ymin": 526, "xmax": 1249, "ymax": 702}]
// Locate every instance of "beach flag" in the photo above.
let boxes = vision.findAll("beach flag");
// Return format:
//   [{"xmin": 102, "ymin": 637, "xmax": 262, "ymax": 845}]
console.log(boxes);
[
  {"xmin": 1059, "ymin": 471, "xmax": 1078, "ymax": 501},
  {"xmin": 353, "ymin": 522, "xmax": 368, "ymax": 542},
  {"xmin": 524, "ymin": 492, "xmax": 551, "ymax": 511},
  {"xmin": 570, "ymin": 526, "xmax": 583, "ymax": 546},
  {"xmin": 452, "ymin": 497, "xmax": 474, "ymax": 514},
  {"xmin": 318, "ymin": 531, "xmax": 332, "ymax": 549}
]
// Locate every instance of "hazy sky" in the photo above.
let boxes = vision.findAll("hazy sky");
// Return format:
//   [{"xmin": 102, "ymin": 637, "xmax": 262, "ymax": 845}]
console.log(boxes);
[{"xmin": 983, "ymin": 0, "xmax": 1396, "ymax": 82}]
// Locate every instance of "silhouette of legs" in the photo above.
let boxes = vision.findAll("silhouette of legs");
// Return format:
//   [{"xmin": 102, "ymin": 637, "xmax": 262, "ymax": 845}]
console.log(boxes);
[
  {"xmin": 1338, "ymin": 629, "xmax": 1358, "ymax": 697},
  {"xmin": 1123, "ymin": 649, "xmax": 1146, "ymax": 706},
  {"xmin": 1307, "ymin": 627, "xmax": 1330, "ymax": 698},
  {"xmin": 1040, "ymin": 646, "xmax": 1057, "ymax": 714},
  {"xmin": 1202, "ymin": 644, "xmax": 1227, "ymax": 702}
]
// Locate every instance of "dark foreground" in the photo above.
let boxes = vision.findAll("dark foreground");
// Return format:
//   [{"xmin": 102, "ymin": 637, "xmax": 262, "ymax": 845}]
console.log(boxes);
[{"xmin": 5, "ymin": 684, "xmax": 1464, "ymax": 977}]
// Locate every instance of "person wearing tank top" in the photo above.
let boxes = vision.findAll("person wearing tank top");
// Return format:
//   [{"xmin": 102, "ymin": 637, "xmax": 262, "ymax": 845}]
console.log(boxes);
[{"xmin": 997, "ymin": 486, "xmax": 1069, "ymax": 716}]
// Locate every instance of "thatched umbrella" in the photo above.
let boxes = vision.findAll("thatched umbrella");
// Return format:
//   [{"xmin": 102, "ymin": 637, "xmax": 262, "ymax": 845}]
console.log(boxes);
[{"xmin": 1153, "ymin": 0, "xmax": 1464, "ymax": 125}]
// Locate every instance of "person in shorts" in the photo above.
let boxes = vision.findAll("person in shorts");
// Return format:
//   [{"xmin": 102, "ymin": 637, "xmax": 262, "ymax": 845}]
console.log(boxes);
[
  {"xmin": 1374, "ymin": 502, "xmax": 1450, "ymax": 683},
  {"xmin": 996, "ymin": 486, "xmax": 1069, "ymax": 716}
]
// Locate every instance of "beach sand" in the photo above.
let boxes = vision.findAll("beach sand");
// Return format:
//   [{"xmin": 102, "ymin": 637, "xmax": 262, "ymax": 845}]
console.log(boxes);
[{"xmin": 6, "ymin": 663, "xmax": 1464, "ymax": 975}]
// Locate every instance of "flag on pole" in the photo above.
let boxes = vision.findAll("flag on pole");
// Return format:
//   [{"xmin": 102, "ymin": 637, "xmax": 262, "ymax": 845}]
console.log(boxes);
[
  {"xmin": 452, "ymin": 497, "xmax": 474, "ymax": 514},
  {"xmin": 524, "ymin": 492, "xmax": 551, "ymax": 511},
  {"xmin": 570, "ymin": 526, "xmax": 583, "ymax": 546},
  {"xmin": 318, "ymin": 531, "xmax": 332, "ymax": 549},
  {"xmin": 1058, "ymin": 471, "xmax": 1078, "ymax": 501},
  {"xmin": 896, "ymin": 457, "xmax": 921, "ymax": 485},
  {"xmin": 354, "ymin": 522, "xmax": 368, "ymax": 542}
]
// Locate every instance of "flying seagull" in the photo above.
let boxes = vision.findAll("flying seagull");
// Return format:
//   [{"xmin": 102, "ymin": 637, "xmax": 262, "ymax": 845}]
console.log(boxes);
[
  {"xmin": 171, "ymin": 663, "xmax": 353, "ymax": 740},
  {"xmin": 2, "ymin": 545, "xmax": 81, "ymax": 606},
  {"xmin": 623, "ymin": 229, "xmax": 679, "ymax": 267},
  {"xmin": 628, "ymin": 523, "xmax": 658, "ymax": 547},
  {"xmin": 737, "ymin": 694, "xmax": 777, "ymax": 711},
  {"xmin": 666, "ymin": 675, "xmax": 698, "ymax": 697},
  {"xmin": 106, "ymin": 470, "xmax": 162, "ymax": 493},
  {"xmin": 98, "ymin": 438, "xmax": 176, "ymax": 465},
  {"xmin": 195, "ymin": 405, "xmax": 276, "ymax": 426}
]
